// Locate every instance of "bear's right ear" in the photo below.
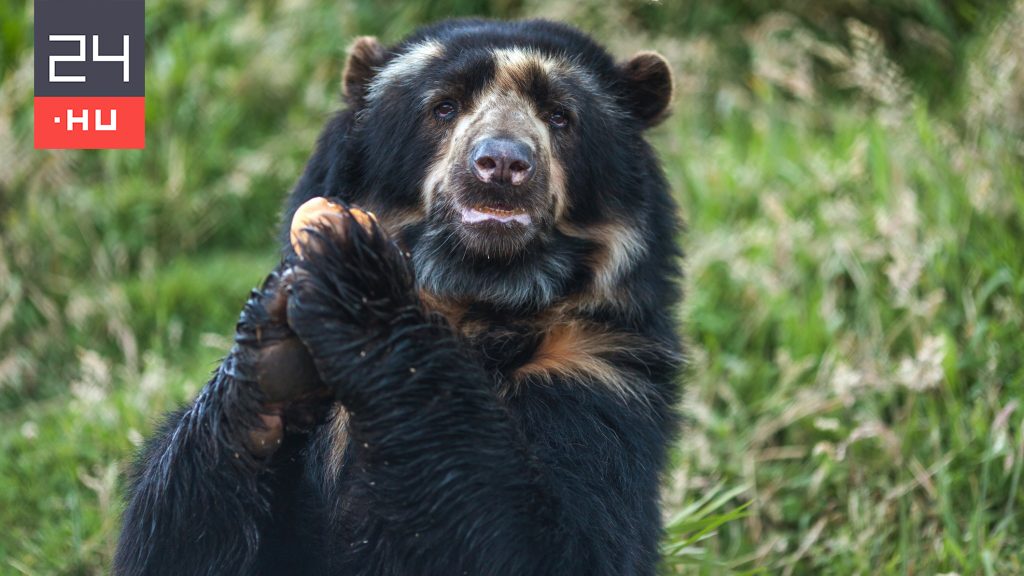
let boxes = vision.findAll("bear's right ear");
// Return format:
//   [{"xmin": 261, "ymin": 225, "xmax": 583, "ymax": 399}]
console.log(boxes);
[
  {"xmin": 618, "ymin": 51, "xmax": 673, "ymax": 128},
  {"xmin": 343, "ymin": 36, "xmax": 387, "ymax": 108}
]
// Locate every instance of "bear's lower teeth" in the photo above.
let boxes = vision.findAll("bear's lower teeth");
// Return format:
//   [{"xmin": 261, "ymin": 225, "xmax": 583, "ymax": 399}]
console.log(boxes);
[
  {"xmin": 460, "ymin": 206, "xmax": 532, "ymax": 226},
  {"xmin": 476, "ymin": 206, "xmax": 519, "ymax": 216}
]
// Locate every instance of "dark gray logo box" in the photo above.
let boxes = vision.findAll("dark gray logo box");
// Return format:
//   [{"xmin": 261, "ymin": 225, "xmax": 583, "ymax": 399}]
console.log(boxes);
[{"xmin": 35, "ymin": 0, "xmax": 145, "ymax": 97}]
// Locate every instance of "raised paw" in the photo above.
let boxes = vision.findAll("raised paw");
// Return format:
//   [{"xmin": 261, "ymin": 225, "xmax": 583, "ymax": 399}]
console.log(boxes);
[
  {"xmin": 285, "ymin": 197, "xmax": 415, "ymax": 333},
  {"xmin": 289, "ymin": 196, "xmax": 381, "ymax": 260}
]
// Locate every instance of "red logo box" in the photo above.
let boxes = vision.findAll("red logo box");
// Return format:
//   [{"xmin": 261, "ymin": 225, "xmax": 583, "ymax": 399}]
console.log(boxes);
[{"xmin": 34, "ymin": 96, "xmax": 145, "ymax": 149}]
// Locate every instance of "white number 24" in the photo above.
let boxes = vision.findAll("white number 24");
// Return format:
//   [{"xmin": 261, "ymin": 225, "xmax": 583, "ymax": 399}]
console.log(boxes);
[{"xmin": 49, "ymin": 35, "xmax": 130, "ymax": 83}]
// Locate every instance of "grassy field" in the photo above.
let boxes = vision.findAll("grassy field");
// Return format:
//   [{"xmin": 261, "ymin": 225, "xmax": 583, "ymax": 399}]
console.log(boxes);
[{"xmin": 2, "ymin": 0, "xmax": 1024, "ymax": 573}]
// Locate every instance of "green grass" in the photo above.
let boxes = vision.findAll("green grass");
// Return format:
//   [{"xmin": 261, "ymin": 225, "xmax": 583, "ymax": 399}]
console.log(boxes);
[{"xmin": 2, "ymin": 0, "xmax": 1023, "ymax": 573}]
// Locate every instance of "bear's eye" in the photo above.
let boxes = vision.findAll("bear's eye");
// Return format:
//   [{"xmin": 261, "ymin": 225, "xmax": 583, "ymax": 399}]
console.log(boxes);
[
  {"xmin": 547, "ymin": 111, "xmax": 569, "ymax": 129},
  {"xmin": 434, "ymin": 100, "xmax": 458, "ymax": 121}
]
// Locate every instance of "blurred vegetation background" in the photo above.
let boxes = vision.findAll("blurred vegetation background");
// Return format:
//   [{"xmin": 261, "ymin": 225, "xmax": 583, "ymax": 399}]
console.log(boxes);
[{"xmin": 2, "ymin": 0, "xmax": 1024, "ymax": 573}]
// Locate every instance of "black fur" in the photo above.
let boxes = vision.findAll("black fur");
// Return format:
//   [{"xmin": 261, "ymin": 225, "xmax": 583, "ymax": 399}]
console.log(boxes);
[{"xmin": 116, "ymin": 18, "xmax": 683, "ymax": 576}]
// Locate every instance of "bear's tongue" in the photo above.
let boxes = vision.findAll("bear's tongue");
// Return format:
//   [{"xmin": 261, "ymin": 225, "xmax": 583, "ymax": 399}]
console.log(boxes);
[{"xmin": 460, "ymin": 205, "xmax": 532, "ymax": 225}]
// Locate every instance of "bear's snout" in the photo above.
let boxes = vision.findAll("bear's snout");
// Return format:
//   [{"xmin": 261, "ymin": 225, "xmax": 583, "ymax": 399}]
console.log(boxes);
[{"xmin": 469, "ymin": 137, "xmax": 535, "ymax": 187}]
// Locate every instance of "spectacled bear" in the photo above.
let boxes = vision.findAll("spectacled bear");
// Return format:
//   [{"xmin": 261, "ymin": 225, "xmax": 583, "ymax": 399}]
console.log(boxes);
[{"xmin": 115, "ymin": 18, "xmax": 682, "ymax": 576}]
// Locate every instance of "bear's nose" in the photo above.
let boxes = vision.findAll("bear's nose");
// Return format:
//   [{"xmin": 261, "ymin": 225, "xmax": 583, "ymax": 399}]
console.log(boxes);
[{"xmin": 469, "ymin": 138, "xmax": 535, "ymax": 186}]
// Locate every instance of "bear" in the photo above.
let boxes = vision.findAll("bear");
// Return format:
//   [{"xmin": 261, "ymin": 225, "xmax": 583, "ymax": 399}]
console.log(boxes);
[{"xmin": 114, "ymin": 18, "xmax": 682, "ymax": 576}]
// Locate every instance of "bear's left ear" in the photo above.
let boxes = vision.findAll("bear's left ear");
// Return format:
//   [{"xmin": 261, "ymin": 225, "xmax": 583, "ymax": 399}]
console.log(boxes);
[
  {"xmin": 343, "ymin": 36, "xmax": 387, "ymax": 108},
  {"xmin": 618, "ymin": 51, "xmax": 673, "ymax": 128}
]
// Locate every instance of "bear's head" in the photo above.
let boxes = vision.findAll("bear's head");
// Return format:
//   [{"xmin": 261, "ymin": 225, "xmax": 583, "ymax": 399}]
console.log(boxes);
[{"xmin": 311, "ymin": 19, "xmax": 676, "ymax": 313}]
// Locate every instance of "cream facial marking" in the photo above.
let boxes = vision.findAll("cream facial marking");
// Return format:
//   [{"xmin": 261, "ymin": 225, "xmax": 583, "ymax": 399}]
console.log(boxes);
[
  {"xmin": 365, "ymin": 40, "xmax": 445, "ymax": 102},
  {"xmin": 491, "ymin": 48, "xmax": 559, "ymax": 86}
]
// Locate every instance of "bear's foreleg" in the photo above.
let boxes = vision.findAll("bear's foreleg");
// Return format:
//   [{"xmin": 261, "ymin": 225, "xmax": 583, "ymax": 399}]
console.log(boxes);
[{"xmin": 113, "ymin": 269, "xmax": 331, "ymax": 575}]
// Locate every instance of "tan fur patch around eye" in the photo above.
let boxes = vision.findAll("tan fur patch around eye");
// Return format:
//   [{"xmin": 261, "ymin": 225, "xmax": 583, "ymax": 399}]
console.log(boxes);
[
  {"xmin": 512, "ymin": 321, "xmax": 647, "ymax": 400},
  {"xmin": 420, "ymin": 96, "xmax": 487, "ymax": 210}
]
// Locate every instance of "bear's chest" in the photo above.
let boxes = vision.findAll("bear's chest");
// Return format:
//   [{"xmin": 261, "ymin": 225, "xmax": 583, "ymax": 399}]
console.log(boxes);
[{"xmin": 460, "ymin": 317, "xmax": 544, "ymax": 378}]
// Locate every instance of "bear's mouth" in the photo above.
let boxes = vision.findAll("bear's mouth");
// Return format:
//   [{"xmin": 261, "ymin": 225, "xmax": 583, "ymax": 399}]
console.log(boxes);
[
  {"xmin": 440, "ymin": 171, "xmax": 550, "ymax": 257},
  {"xmin": 447, "ymin": 196, "xmax": 543, "ymax": 258},
  {"xmin": 459, "ymin": 204, "xmax": 532, "ymax": 226}
]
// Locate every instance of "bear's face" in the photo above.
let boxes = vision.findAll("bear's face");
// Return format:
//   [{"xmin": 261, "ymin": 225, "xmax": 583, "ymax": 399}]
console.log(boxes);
[
  {"xmin": 340, "ymin": 20, "xmax": 673, "ymax": 310},
  {"xmin": 417, "ymin": 47, "xmax": 569, "ymax": 258}
]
